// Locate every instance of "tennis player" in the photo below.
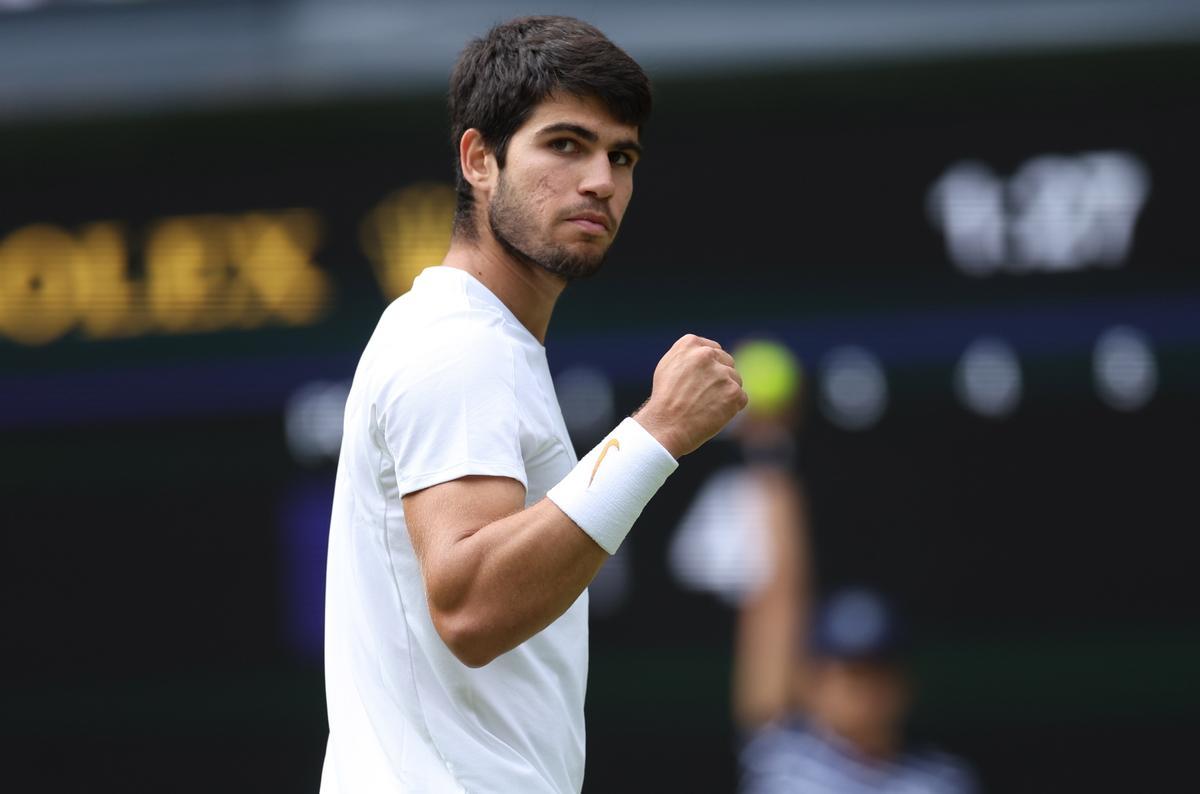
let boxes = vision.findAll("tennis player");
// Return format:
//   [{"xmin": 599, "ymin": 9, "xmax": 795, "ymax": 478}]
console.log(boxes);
[{"xmin": 320, "ymin": 16, "xmax": 747, "ymax": 794}]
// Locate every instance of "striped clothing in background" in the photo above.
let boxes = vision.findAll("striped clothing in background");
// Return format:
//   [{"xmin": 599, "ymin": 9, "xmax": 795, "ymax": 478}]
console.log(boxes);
[{"xmin": 740, "ymin": 718, "xmax": 979, "ymax": 794}]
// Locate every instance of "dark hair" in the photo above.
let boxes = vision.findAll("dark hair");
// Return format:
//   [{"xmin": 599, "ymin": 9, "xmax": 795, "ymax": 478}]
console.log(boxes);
[{"xmin": 447, "ymin": 16, "xmax": 652, "ymax": 237}]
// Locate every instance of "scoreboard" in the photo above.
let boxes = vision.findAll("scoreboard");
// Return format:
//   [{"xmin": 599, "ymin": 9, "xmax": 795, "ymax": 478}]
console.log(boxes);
[{"xmin": 4, "ymin": 42, "xmax": 1200, "ymax": 793}]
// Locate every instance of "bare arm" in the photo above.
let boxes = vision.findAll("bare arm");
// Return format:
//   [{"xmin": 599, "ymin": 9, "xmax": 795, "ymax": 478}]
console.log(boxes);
[
  {"xmin": 404, "ymin": 334, "xmax": 746, "ymax": 668},
  {"xmin": 731, "ymin": 468, "xmax": 813, "ymax": 729},
  {"xmin": 403, "ymin": 477, "xmax": 607, "ymax": 667}
]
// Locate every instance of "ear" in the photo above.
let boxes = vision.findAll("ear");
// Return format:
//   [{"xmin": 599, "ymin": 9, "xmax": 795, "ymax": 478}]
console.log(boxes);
[{"xmin": 459, "ymin": 129, "xmax": 497, "ymax": 198}]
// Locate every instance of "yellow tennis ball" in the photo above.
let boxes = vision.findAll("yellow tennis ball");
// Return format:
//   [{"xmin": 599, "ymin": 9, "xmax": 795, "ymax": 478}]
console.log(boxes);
[{"xmin": 733, "ymin": 339, "xmax": 803, "ymax": 417}]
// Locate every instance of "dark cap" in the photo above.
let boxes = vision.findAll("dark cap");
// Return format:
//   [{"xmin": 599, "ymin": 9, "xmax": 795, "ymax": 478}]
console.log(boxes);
[{"xmin": 809, "ymin": 586, "xmax": 907, "ymax": 661}]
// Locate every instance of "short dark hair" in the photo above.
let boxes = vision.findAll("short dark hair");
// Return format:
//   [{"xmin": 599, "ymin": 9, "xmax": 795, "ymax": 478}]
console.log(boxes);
[{"xmin": 447, "ymin": 16, "xmax": 652, "ymax": 237}]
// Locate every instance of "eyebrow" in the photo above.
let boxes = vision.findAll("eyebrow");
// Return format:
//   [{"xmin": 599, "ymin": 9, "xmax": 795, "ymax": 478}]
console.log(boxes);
[{"xmin": 537, "ymin": 122, "xmax": 643, "ymax": 159}]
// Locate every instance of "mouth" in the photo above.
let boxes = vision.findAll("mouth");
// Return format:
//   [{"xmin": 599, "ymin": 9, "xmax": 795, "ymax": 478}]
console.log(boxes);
[{"xmin": 565, "ymin": 212, "xmax": 611, "ymax": 235}]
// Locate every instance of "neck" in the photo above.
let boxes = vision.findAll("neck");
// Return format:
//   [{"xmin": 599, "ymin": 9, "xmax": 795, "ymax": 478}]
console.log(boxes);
[{"xmin": 441, "ymin": 229, "xmax": 566, "ymax": 344}]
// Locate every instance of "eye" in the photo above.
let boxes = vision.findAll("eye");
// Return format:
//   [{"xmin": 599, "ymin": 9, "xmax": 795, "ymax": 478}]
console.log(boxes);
[
  {"xmin": 610, "ymin": 151, "xmax": 635, "ymax": 167},
  {"xmin": 550, "ymin": 138, "xmax": 579, "ymax": 154}
]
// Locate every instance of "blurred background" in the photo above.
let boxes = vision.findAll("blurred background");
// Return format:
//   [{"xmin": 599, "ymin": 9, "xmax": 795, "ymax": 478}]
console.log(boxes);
[{"xmin": 3, "ymin": 0, "xmax": 1200, "ymax": 791}]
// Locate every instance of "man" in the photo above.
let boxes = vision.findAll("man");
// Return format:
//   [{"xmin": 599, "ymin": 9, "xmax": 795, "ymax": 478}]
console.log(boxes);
[
  {"xmin": 738, "ymin": 587, "xmax": 979, "ymax": 794},
  {"xmin": 320, "ymin": 16, "xmax": 747, "ymax": 794}
]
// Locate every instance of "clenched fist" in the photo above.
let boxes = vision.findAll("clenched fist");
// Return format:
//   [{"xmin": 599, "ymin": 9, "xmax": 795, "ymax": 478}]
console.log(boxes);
[{"xmin": 632, "ymin": 334, "xmax": 748, "ymax": 458}]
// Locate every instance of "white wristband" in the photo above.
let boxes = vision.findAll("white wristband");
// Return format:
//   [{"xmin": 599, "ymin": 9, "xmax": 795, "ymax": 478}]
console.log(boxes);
[{"xmin": 547, "ymin": 417, "xmax": 679, "ymax": 554}]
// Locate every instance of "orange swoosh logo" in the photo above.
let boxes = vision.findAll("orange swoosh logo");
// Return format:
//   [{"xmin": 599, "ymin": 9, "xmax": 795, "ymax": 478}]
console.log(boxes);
[{"xmin": 588, "ymin": 438, "xmax": 621, "ymax": 487}]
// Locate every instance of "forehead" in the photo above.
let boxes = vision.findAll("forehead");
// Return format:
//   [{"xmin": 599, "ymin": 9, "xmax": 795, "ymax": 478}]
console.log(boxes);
[{"xmin": 518, "ymin": 92, "xmax": 639, "ymax": 143}]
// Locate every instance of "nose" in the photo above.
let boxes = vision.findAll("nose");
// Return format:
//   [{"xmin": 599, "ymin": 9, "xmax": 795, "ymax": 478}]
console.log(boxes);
[{"xmin": 578, "ymin": 153, "xmax": 615, "ymax": 200}]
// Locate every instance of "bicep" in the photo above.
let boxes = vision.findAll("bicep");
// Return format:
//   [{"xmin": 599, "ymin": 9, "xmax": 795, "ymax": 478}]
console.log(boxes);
[{"xmin": 402, "ymin": 475, "xmax": 527, "ymax": 584}]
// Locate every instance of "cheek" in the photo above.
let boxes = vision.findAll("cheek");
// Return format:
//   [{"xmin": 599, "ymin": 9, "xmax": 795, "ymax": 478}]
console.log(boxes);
[
  {"xmin": 612, "ymin": 180, "xmax": 635, "ymax": 220},
  {"xmin": 528, "ymin": 175, "xmax": 559, "ymax": 217}
]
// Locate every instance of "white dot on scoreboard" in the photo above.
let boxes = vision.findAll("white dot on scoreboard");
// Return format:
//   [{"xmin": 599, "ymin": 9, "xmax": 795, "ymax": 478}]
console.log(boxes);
[
  {"xmin": 955, "ymin": 337, "xmax": 1022, "ymax": 419},
  {"xmin": 818, "ymin": 346, "xmax": 888, "ymax": 431},
  {"xmin": 1093, "ymin": 326, "xmax": 1157, "ymax": 412}
]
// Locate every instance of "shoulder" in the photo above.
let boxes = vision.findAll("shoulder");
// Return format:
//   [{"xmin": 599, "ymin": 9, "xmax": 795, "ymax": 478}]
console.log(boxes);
[
  {"xmin": 902, "ymin": 747, "xmax": 981, "ymax": 794},
  {"xmin": 740, "ymin": 716, "xmax": 818, "ymax": 763},
  {"xmin": 417, "ymin": 309, "xmax": 515, "ymax": 369},
  {"xmin": 379, "ymin": 288, "xmax": 511, "ymax": 355},
  {"xmin": 371, "ymin": 299, "xmax": 518, "ymax": 396},
  {"xmin": 738, "ymin": 719, "xmax": 840, "ymax": 794}
]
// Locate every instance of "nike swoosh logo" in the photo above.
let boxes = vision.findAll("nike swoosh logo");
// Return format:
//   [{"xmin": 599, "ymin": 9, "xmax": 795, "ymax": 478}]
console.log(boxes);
[{"xmin": 588, "ymin": 438, "xmax": 621, "ymax": 487}]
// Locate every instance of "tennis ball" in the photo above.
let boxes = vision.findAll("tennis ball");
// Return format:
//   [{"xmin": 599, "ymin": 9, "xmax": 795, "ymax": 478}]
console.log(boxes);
[{"xmin": 732, "ymin": 339, "xmax": 802, "ymax": 417}]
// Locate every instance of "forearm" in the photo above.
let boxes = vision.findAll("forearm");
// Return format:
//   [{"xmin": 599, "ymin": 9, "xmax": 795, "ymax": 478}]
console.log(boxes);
[
  {"xmin": 732, "ymin": 470, "xmax": 808, "ymax": 727},
  {"xmin": 733, "ymin": 574, "xmax": 799, "ymax": 727}
]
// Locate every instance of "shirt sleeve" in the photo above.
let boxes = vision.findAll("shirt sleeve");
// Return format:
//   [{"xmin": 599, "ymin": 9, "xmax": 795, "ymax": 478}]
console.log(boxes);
[{"xmin": 379, "ymin": 313, "xmax": 528, "ymax": 497}]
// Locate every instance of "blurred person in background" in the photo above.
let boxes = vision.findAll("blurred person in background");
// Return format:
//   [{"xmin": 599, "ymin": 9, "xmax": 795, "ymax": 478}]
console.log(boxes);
[
  {"xmin": 321, "ymin": 15, "xmax": 747, "ymax": 794},
  {"xmin": 739, "ymin": 585, "xmax": 978, "ymax": 794},
  {"xmin": 670, "ymin": 338, "xmax": 977, "ymax": 793},
  {"xmin": 670, "ymin": 338, "xmax": 812, "ymax": 729}
]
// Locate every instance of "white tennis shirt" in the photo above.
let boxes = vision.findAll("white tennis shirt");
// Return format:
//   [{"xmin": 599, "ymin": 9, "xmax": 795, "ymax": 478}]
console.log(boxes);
[{"xmin": 321, "ymin": 266, "xmax": 588, "ymax": 794}]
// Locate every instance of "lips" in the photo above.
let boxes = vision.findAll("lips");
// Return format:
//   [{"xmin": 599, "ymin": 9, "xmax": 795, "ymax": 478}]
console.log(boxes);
[
  {"xmin": 568, "ymin": 217, "xmax": 608, "ymax": 234},
  {"xmin": 565, "ymin": 209, "xmax": 611, "ymax": 235}
]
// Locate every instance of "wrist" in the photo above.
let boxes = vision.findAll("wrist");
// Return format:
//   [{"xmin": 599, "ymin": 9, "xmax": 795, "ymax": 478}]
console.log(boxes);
[
  {"xmin": 546, "ymin": 417, "xmax": 679, "ymax": 554},
  {"xmin": 631, "ymin": 406, "xmax": 684, "ymax": 459}
]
